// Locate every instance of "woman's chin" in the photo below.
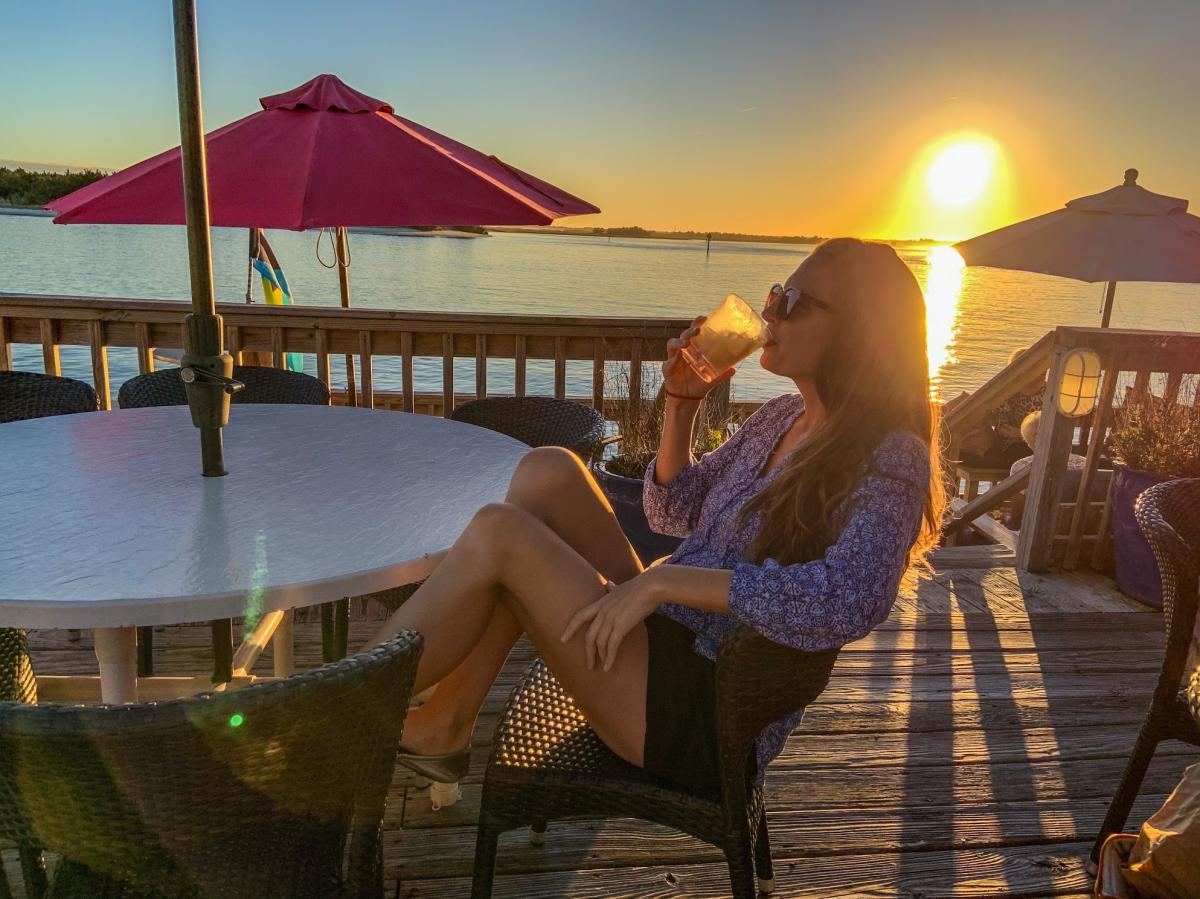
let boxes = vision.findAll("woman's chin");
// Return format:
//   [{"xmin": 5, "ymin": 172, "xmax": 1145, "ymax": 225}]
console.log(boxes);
[{"xmin": 758, "ymin": 346, "xmax": 780, "ymax": 374}]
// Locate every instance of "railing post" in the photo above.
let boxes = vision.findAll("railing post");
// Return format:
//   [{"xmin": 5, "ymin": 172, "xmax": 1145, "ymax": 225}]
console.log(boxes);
[
  {"xmin": 1016, "ymin": 336, "xmax": 1077, "ymax": 573},
  {"xmin": 0, "ymin": 317, "xmax": 11, "ymax": 371}
]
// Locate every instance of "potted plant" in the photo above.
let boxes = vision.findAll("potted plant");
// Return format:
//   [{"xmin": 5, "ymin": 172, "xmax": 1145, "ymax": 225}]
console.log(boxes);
[
  {"xmin": 1106, "ymin": 394, "xmax": 1200, "ymax": 606},
  {"xmin": 593, "ymin": 367, "xmax": 742, "ymax": 565}
]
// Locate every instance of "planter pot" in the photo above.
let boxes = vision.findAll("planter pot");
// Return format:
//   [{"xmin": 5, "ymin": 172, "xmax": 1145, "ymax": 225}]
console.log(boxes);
[
  {"xmin": 593, "ymin": 462, "xmax": 683, "ymax": 566},
  {"xmin": 1112, "ymin": 465, "xmax": 1169, "ymax": 607}
]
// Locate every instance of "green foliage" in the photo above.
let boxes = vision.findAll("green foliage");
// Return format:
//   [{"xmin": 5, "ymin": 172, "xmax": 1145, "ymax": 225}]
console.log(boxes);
[
  {"xmin": 1109, "ymin": 395, "xmax": 1200, "ymax": 478},
  {"xmin": 0, "ymin": 166, "xmax": 107, "ymax": 208}
]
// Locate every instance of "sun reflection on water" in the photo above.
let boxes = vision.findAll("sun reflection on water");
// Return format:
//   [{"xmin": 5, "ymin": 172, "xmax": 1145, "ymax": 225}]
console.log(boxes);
[{"xmin": 922, "ymin": 245, "xmax": 965, "ymax": 398}]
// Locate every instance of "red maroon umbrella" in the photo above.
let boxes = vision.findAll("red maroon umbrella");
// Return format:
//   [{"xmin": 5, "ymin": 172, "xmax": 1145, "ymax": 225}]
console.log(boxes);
[
  {"xmin": 48, "ymin": 74, "xmax": 599, "ymax": 228},
  {"xmin": 48, "ymin": 74, "xmax": 599, "ymax": 403}
]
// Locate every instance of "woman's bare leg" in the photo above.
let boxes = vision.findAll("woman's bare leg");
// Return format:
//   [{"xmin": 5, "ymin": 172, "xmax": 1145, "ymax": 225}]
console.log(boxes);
[
  {"xmin": 372, "ymin": 499, "xmax": 652, "ymax": 766},
  {"xmin": 387, "ymin": 448, "xmax": 645, "ymax": 754}
]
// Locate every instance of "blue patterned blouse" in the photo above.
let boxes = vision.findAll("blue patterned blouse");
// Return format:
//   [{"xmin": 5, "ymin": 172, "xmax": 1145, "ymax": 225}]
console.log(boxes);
[{"xmin": 642, "ymin": 392, "xmax": 930, "ymax": 777}]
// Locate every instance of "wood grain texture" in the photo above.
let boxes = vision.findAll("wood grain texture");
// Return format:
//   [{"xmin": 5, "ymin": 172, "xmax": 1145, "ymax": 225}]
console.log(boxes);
[{"xmin": 20, "ymin": 522, "xmax": 1192, "ymax": 898}]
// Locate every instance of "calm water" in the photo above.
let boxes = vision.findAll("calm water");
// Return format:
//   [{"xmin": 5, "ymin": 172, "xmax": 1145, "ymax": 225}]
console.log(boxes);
[{"xmin": 3, "ymin": 214, "xmax": 1199, "ymax": 402}]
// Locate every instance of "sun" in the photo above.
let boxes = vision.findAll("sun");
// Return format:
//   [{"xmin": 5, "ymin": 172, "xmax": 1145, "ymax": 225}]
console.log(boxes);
[{"xmin": 926, "ymin": 142, "xmax": 992, "ymax": 206}]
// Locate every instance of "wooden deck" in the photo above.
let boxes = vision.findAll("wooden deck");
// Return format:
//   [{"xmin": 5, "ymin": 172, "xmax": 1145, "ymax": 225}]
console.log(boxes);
[{"xmin": 24, "ymin": 545, "xmax": 1193, "ymax": 897}]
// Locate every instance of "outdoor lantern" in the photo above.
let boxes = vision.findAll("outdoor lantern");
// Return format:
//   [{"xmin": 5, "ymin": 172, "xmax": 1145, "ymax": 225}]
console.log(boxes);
[{"xmin": 1056, "ymin": 347, "xmax": 1102, "ymax": 417}]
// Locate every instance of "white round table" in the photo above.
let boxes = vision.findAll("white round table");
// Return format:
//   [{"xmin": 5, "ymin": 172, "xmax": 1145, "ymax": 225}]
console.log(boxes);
[{"xmin": 0, "ymin": 404, "xmax": 529, "ymax": 702}]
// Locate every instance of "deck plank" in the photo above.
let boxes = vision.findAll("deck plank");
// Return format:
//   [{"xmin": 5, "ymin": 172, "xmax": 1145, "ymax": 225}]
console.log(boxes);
[{"xmin": 21, "ymin": 553, "xmax": 1183, "ymax": 898}]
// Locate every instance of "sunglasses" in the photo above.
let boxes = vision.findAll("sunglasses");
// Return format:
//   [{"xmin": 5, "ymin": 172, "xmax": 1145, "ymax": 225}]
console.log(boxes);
[{"xmin": 765, "ymin": 283, "xmax": 833, "ymax": 321}]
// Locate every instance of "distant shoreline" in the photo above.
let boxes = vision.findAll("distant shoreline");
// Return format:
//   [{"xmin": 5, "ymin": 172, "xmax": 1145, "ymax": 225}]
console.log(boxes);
[
  {"xmin": 491, "ymin": 226, "xmax": 941, "ymax": 247},
  {"xmin": 0, "ymin": 205, "xmax": 53, "ymax": 217}
]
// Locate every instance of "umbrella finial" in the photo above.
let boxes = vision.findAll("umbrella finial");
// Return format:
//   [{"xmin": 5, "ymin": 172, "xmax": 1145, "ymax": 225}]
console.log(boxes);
[{"xmin": 1123, "ymin": 168, "xmax": 1139, "ymax": 186}]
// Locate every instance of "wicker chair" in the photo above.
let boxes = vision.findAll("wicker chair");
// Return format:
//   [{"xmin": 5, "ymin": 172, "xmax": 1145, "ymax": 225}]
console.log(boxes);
[
  {"xmin": 449, "ymin": 396, "xmax": 605, "ymax": 461},
  {"xmin": 0, "ymin": 372, "xmax": 97, "ymax": 898},
  {"xmin": 117, "ymin": 364, "xmax": 330, "ymax": 408},
  {"xmin": 472, "ymin": 626, "xmax": 840, "ymax": 898},
  {"xmin": 117, "ymin": 365, "xmax": 333, "ymax": 679},
  {"xmin": 0, "ymin": 630, "xmax": 422, "ymax": 898},
  {"xmin": 0, "ymin": 371, "xmax": 99, "ymax": 424},
  {"xmin": 1090, "ymin": 478, "xmax": 1200, "ymax": 864}
]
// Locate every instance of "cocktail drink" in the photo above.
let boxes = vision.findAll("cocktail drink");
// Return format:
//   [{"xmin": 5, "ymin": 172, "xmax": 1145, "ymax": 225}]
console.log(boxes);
[{"xmin": 679, "ymin": 293, "xmax": 769, "ymax": 382}]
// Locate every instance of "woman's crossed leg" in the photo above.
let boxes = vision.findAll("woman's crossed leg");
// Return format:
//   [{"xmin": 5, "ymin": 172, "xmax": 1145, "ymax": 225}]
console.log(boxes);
[{"xmin": 369, "ymin": 447, "xmax": 651, "ymax": 765}]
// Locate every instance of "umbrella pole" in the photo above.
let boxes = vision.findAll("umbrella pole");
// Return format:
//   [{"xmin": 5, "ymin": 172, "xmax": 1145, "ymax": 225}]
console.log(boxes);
[
  {"xmin": 336, "ymin": 226, "xmax": 358, "ymax": 406},
  {"xmin": 1100, "ymin": 281, "xmax": 1117, "ymax": 328},
  {"xmin": 172, "ymin": 0, "xmax": 236, "ymax": 476}
]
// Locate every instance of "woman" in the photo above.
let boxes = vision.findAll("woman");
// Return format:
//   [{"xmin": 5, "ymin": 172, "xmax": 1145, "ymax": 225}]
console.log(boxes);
[{"xmin": 368, "ymin": 237, "xmax": 944, "ymax": 794}]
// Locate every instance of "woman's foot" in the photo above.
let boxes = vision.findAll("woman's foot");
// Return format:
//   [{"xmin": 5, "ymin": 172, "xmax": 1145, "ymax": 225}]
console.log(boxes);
[
  {"xmin": 396, "ymin": 744, "xmax": 471, "ymax": 783},
  {"xmin": 397, "ymin": 702, "xmax": 473, "ymax": 781}
]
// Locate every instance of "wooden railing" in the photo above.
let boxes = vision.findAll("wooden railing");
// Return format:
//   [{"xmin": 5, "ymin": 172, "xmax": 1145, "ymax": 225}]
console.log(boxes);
[
  {"xmin": 0, "ymin": 293, "xmax": 763, "ymax": 420},
  {"xmin": 944, "ymin": 325, "xmax": 1200, "ymax": 573}
]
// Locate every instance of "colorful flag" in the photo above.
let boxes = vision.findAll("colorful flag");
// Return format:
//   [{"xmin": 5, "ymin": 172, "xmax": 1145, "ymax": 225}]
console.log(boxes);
[{"xmin": 251, "ymin": 229, "xmax": 304, "ymax": 372}]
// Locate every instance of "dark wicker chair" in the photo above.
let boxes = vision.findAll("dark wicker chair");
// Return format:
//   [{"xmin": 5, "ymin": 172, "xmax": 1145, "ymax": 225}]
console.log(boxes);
[
  {"xmin": 0, "ymin": 630, "xmax": 47, "ymax": 898},
  {"xmin": 0, "ymin": 370, "xmax": 99, "ymax": 424},
  {"xmin": 472, "ymin": 625, "xmax": 840, "ymax": 898},
  {"xmin": 117, "ymin": 365, "xmax": 333, "ymax": 679},
  {"xmin": 1091, "ymin": 478, "xmax": 1200, "ymax": 864},
  {"xmin": 0, "ymin": 371, "xmax": 97, "ymax": 898},
  {"xmin": 449, "ymin": 396, "xmax": 605, "ymax": 461},
  {"xmin": 117, "ymin": 364, "xmax": 330, "ymax": 408},
  {"xmin": 0, "ymin": 630, "xmax": 423, "ymax": 899}
]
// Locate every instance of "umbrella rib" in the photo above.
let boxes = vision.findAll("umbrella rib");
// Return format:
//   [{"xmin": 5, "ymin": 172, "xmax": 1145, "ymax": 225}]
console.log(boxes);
[{"xmin": 378, "ymin": 113, "xmax": 556, "ymax": 223}]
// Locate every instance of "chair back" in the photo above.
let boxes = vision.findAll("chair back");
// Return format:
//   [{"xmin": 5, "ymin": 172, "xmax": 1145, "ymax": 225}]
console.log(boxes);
[
  {"xmin": 450, "ymin": 396, "xmax": 605, "ymax": 459},
  {"xmin": 118, "ymin": 365, "xmax": 330, "ymax": 409},
  {"xmin": 0, "ymin": 371, "xmax": 98, "ymax": 424},
  {"xmin": 713, "ymin": 625, "xmax": 838, "ymax": 809},
  {"xmin": 0, "ymin": 631, "xmax": 422, "ymax": 898},
  {"xmin": 1135, "ymin": 478, "xmax": 1200, "ymax": 693}
]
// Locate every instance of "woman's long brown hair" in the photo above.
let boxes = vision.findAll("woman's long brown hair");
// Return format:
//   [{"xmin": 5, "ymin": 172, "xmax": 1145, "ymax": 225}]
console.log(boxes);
[{"xmin": 738, "ymin": 238, "xmax": 945, "ymax": 568}]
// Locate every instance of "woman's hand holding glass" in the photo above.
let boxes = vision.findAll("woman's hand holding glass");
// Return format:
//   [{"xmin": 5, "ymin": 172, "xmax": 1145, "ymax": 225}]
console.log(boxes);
[{"xmin": 662, "ymin": 316, "xmax": 735, "ymax": 400}]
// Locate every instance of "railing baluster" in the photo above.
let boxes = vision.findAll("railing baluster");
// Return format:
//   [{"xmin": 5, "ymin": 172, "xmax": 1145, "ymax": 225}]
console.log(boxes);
[
  {"xmin": 554, "ymin": 337, "xmax": 566, "ymax": 399},
  {"xmin": 135, "ymin": 322, "xmax": 155, "ymax": 374},
  {"xmin": 0, "ymin": 317, "xmax": 12, "ymax": 371},
  {"xmin": 40, "ymin": 319, "xmax": 60, "ymax": 376},
  {"xmin": 315, "ymin": 328, "xmax": 330, "ymax": 392},
  {"xmin": 1063, "ymin": 359, "xmax": 1120, "ymax": 570},
  {"xmin": 358, "ymin": 331, "xmax": 374, "ymax": 409},
  {"xmin": 442, "ymin": 334, "xmax": 455, "ymax": 417},
  {"xmin": 271, "ymin": 327, "xmax": 285, "ymax": 369},
  {"xmin": 628, "ymin": 339, "xmax": 643, "ymax": 406},
  {"xmin": 475, "ymin": 334, "xmax": 487, "ymax": 399},
  {"xmin": 401, "ymin": 332, "xmax": 415, "ymax": 413},
  {"xmin": 514, "ymin": 335, "xmax": 527, "ymax": 397},
  {"xmin": 88, "ymin": 320, "xmax": 111, "ymax": 410},
  {"xmin": 1164, "ymin": 370, "xmax": 1183, "ymax": 404},
  {"xmin": 1132, "ymin": 368, "xmax": 1151, "ymax": 399},
  {"xmin": 592, "ymin": 338, "xmax": 605, "ymax": 410},
  {"xmin": 226, "ymin": 325, "xmax": 242, "ymax": 366}
]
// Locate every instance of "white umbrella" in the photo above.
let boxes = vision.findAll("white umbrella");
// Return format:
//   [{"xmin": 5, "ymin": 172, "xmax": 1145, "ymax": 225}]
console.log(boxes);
[{"xmin": 955, "ymin": 169, "xmax": 1200, "ymax": 326}]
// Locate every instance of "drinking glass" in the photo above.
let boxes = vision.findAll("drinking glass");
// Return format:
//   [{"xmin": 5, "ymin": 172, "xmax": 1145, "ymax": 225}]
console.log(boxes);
[{"xmin": 679, "ymin": 293, "xmax": 769, "ymax": 382}]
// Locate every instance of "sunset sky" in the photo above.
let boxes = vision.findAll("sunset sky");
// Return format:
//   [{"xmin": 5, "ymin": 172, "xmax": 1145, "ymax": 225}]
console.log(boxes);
[{"xmin": 3, "ymin": 0, "xmax": 1198, "ymax": 241}]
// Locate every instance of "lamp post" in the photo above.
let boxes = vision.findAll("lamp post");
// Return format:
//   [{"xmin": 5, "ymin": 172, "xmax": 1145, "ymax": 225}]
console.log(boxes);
[{"xmin": 172, "ymin": 0, "xmax": 241, "ymax": 476}]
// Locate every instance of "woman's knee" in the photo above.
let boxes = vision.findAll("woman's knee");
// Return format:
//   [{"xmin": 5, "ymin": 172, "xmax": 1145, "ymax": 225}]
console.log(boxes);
[{"xmin": 510, "ymin": 446, "xmax": 588, "ymax": 496}]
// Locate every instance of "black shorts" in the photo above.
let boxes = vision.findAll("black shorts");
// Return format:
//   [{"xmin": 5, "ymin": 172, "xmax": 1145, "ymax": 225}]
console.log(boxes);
[{"xmin": 641, "ymin": 613, "xmax": 722, "ymax": 797}]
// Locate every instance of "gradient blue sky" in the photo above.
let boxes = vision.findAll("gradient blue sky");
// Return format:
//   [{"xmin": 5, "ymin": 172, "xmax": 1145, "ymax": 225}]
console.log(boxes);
[{"xmin": 3, "ymin": 0, "xmax": 1197, "ymax": 238}]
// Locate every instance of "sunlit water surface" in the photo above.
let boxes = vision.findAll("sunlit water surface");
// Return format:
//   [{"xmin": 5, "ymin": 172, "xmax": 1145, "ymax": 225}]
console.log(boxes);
[{"xmin": 2, "ymin": 215, "xmax": 1198, "ymax": 402}]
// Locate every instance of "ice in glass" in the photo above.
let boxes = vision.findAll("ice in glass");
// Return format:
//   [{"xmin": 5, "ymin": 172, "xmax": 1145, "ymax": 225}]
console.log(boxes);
[{"xmin": 679, "ymin": 293, "xmax": 769, "ymax": 382}]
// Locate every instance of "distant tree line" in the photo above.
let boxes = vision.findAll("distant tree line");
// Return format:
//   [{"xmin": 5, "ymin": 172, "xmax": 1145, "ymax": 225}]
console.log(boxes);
[
  {"xmin": 586, "ymin": 225, "xmax": 824, "ymax": 244},
  {"xmin": 0, "ymin": 167, "xmax": 107, "ymax": 207}
]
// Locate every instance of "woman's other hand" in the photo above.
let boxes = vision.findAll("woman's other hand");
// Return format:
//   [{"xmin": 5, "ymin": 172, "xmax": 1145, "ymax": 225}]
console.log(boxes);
[
  {"xmin": 662, "ymin": 316, "xmax": 734, "ymax": 400},
  {"xmin": 561, "ymin": 571, "xmax": 662, "ymax": 672}
]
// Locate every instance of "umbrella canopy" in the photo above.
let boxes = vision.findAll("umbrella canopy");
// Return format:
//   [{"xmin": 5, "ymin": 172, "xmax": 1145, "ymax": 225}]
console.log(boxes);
[
  {"xmin": 954, "ymin": 170, "xmax": 1200, "ymax": 325},
  {"xmin": 46, "ymin": 74, "xmax": 599, "ymax": 229}
]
